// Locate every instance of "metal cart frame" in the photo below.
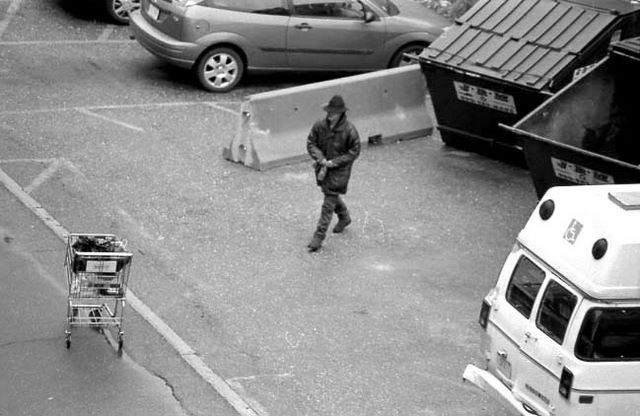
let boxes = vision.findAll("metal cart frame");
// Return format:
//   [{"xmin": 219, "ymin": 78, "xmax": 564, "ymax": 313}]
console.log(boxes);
[{"xmin": 64, "ymin": 233, "xmax": 133, "ymax": 355}]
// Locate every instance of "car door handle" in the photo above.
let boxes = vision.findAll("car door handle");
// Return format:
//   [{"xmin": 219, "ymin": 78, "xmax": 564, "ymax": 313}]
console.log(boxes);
[
  {"xmin": 525, "ymin": 331, "xmax": 537, "ymax": 342},
  {"xmin": 294, "ymin": 23, "xmax": 312, "ymax": 31}
]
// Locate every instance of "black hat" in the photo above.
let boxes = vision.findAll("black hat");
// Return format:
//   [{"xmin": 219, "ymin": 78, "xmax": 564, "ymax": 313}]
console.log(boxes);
[{"xmin": 323, "ymin": 95, "xmax": 348, "ymax": 113}]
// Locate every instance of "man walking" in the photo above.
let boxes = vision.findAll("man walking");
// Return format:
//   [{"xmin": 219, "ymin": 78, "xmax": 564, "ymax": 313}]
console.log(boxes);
[{"xmin": 306, "ymin": 95, "xmax": 361, "ymax": 252}]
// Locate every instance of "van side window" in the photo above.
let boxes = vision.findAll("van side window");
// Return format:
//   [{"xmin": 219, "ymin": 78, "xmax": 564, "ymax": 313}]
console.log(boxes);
[
  {"xmin": 506, "ymin": 256, "xmax": 545, "ymax": 318},
  {"xmin": 576, "ymin": 308, "xmax": 640, "ymax": 361},
  {"xmin": 536, "ymin": 280, "xmax": 577, "ymax": 344}
]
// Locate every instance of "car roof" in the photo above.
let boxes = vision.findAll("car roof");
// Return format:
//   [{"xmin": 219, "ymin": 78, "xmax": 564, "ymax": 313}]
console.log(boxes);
[{"xmin": 519, "ymin": 184, "xmax": 640, "ymax": 300}]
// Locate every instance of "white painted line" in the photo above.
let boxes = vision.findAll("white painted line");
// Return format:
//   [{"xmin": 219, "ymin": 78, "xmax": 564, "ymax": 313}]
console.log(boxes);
[
  {"xmin": 0, "ymin": 167, "xmax": 70, "ymax": 242},
  {"xmin": 204, "ymin": 102, "xmax": 242, "ymax": 117},
  {"xmin": 0, "ymin": 101, "xmax": 242, "ymax": 117},
  {"xmin": 76, "ymin": 108, "xmax": 145, "ymax": 133},
  {"xmin": 24, "ymin": 158, "xmax": 63, "ymax": 194},
  {"xmin": 0, "ymin": 40, "xmax": 136, "ymax": 46},
  {"xmin": 0, "ymin": 165, "xmax": 261, "ymax": 416},
  {"xmin": 0, "ymin": 0, "xmax": 24, "ymax": 39},
  {"xmin": 97, "ymin": 26, "xmax": 115, "ymax": 41},
  {"xmin": 0, "ymin": 158, "xmax": 58, "ymax": 163}
]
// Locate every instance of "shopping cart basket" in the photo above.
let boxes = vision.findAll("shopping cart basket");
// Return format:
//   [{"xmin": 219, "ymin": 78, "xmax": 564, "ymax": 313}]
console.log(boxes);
[{"xmin": 64, "ymin": 233, "xmax": 132, "ymax": 355}]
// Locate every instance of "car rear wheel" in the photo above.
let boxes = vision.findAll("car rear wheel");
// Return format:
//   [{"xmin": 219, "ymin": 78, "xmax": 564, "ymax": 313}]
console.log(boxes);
[
  {"xmin": 105, "ymin": 0, "xmax": 140, "ymax": 24},
  {"xmin": 195, "ymin": 48, "xmax": 244, "ymax": 93},
  {"xmin": 390, "ymin": 43, "xmax": 429, "ymax": 67}
]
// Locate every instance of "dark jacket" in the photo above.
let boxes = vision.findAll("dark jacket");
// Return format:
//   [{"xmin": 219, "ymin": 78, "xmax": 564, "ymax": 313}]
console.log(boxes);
[{"xmin": 307, "ymin": 114, "xmax": 361, "ymax": 194}]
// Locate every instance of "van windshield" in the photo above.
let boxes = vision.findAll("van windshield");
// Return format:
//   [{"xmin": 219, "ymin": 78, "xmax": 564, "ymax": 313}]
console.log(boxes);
[{"xmin": 576, "ymin": 308, "xmax": 640, "ymax": 361}]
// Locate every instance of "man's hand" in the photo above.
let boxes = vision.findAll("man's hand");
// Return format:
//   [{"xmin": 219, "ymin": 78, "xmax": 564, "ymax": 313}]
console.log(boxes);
[{"xmin": 325, "ymin": 160, "xmax": 336, "ymax": 168}]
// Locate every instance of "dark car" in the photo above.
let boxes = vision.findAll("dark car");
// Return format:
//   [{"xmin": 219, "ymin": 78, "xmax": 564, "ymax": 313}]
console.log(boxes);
[{"xmin": 129, "ymin": 0, "xmax": 451, "ymax": 92}]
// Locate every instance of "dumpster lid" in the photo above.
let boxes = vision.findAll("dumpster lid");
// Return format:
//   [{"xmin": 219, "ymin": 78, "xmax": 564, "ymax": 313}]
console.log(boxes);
[
  {"xmin": 421, "ymin": 0, "xmax": 640, "ymax": 90},
  {"xmin": 610, "ymin": 35, "xmax": 640, "ymax": 61}
]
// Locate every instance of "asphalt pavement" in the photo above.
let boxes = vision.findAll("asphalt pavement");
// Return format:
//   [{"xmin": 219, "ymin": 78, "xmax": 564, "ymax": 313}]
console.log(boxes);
[
  {"xmin": 0, "ymin": 186, "xmax": 191, "ymax": 416},
  {"xmin": 1, "ymin": 0, "xmax": 543, "ymax": 415}
]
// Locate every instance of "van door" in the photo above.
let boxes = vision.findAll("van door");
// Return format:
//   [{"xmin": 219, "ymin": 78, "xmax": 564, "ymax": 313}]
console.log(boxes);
[
  {"xmin": 488, "ymin": 253, "xmax": 546, "ymax": 389},
  {"xmin": 516, "ymin": 278, "xmax": 579, "ymax": 414}
]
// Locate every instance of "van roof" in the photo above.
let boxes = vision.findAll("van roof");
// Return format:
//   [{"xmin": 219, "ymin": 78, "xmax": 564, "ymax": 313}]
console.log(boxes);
[{"xmin": 519, "ymin": 184, "xmax": 640, "ymax": 300}]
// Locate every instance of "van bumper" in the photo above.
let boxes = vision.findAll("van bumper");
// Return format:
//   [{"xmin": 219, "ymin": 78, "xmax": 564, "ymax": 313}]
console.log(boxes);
[{"xmin": 463, "ymin": 365, "xmax": 549, "ymax": 416}]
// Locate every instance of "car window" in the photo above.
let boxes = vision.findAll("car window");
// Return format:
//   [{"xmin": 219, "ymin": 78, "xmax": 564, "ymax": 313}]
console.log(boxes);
[
  {"xmin": 576, "ymin": 308, "xmax": 640, "ymax": 361},
  {"xmin": 536, "ymin": 280, "xmax": 577, "ymax": 344},
  {"xmin": 506, "ymin": 256, "xmax": 545, "ymax": 319},
  {"xmin": 292, "ymin": 0, "xmax": 365, "ymax": 19},
  {"xmin": 202, "ymin": 0, "xmax": 288, "ymax": 15},
  {"xmin": 367, "ymin": 0, "xmax": 398, "ymax": 15}
]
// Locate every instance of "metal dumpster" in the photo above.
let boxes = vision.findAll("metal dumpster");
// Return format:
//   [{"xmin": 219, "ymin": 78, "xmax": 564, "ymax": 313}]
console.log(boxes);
[
  {"xmin": 501, "ymin": 36, "xmax": 640, "ymax": 197},
  {"xmin": 419, "ymin": 0, "xmax": 640, "ymax": 158}
]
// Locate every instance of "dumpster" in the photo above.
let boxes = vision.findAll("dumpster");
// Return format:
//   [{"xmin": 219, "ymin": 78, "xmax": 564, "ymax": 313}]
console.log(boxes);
[
  {"xmin": 501, "ymin": 36, "xmax": 640, "ymax": 197},
  {"xmin": 418, "ymin": 0, "xmax": 640, "ymax": 158}
]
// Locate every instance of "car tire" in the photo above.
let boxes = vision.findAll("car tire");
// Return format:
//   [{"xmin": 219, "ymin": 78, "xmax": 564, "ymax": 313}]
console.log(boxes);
[
  {"xmin": 195, "ymin": 48, "xmax": 245, "ymax": 93},
  {"xmin": 390, "ymin": 43, "xmax": 429, "ymax": 67},
  {"xmin": 104, "ymin": 0, "xmax": 140, "ymax": 24}
]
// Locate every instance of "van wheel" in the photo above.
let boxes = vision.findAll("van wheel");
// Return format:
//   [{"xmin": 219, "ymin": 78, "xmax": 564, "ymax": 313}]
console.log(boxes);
[
  {"xmin": 104, "ymin": 0, "xmax": 140, "ymax": 24},
  {"xmin": 390, "ymin": 43, "xmax": 429, "ymax": 67},
  {"xmin": 195, "ymin": 48, "xmax": 244, "ymax": 93}
]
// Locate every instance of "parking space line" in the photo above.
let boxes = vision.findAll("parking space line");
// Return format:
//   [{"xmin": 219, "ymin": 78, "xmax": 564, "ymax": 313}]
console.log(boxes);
[
  {"xmin": 0, "ymin": 101, "xmax": 242, "ymax": 118},
  {"xmin": 97, "ymin": 26, "xmax": 115, "ymax": 41},
  {"xmin": 0, "ymin": 0, "xmax": 24, "ymax": 39},
  {"xmin": 0, "ymin": 157, "xmax": 58, "ymax": 163},
  {"xmin": 76, "ymin": 108, "xmax": 145, "ymax": 133},
  {"xmin": 0, "ymin": 40, "xmax": 135, "ymax": 45},
  {"xmin": 204, "ymin": 102, "xmax": 242, "ymax": 116},
  {"xmin": 23, "ymin": 158, "xmax": 63, "ymax": 194},
  {"xmin": 0, "ymin": 165, "xmax": 262, "ymax": 416}
]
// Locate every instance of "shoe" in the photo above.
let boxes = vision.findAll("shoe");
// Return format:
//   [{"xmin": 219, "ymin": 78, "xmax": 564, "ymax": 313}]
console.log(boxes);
[
  {"xmin": 307, "ymin": 236, "xmax": 322, "ymax": 252},
  {"xmin": 332, "ymin": 217, "xmax": 352, "ymax": 234}
]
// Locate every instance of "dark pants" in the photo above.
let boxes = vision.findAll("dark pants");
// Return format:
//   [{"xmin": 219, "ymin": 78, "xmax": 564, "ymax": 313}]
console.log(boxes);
[{"xmin": 314, "ymin": 192, "xmax": 349, "ymax": 240}]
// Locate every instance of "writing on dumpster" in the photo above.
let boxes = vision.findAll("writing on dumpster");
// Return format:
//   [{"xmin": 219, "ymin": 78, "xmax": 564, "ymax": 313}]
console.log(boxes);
[
  {"xmin": 453, "ymin": 81, "xmax": 517, "ymax": 114},
  {"xmin": 551, "ymin": 157, "xmax": 614, "ymax": 185}
]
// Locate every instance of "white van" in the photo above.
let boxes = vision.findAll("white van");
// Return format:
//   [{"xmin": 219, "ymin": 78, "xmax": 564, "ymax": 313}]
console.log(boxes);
[{"xmin": 464, "ymin": 184, "xmax": 640, "ymax": 416}]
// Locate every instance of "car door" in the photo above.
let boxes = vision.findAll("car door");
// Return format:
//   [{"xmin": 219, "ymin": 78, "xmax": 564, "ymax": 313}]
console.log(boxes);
[
  {"xmin": 286, "ymin": 0, "xmax": 386, "ymax": 70},
  {"xmin": 516, "ymin": 278, "xmax": 579, "ymax": 414}
]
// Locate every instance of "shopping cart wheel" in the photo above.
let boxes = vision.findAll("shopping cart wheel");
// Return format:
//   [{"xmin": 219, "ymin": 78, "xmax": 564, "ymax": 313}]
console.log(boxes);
[{"xmin": 117, "ymin": 333, "xmax": 124, "ymax": 357}]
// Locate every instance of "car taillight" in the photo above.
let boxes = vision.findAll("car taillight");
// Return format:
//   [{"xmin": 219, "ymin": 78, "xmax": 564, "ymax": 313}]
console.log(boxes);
[
  {"xmin": 479, "ymin": 300, "xmax": 491, "ymax": 329},
  {"xmin": 559, "ymin": 367, "xmax": 573, "ymax": 399}
]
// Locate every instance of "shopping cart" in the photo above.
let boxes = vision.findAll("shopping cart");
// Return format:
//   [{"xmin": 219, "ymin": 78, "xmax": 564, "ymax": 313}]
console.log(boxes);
[{"xmin": 64, "ymin": 233, "xmax": 133, "ymax": 355}]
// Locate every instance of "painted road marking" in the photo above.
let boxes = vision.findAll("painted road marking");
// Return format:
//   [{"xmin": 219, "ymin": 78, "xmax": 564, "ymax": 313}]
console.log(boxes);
[
  {"xmin": 0, "ymin": 40, "xmax": 136, "ymax": 45},
  {"xmin": 204, "ymin": 102, "xmax": 242, "ymax": 117},
  {"xmin": 0, "ymin": 0, "xmax": 25, "ymax": 39},
  {"xmin": 76, "ymin": 108, "xmax": 145, "ymax": 133},
  {"xmin": 0, "ymin": 101, "xmax": 242, "ymax": 117},
  {"xmin": 97, "ymin": 26, "xmax": 116, "ymax": 41},
  {"xmin": 23, "ymin": 158, "xmax": 63, "ymax": 194},
  {"xmin": 0, "ymin": 164, "xmax": 262, "ymax": 416}
]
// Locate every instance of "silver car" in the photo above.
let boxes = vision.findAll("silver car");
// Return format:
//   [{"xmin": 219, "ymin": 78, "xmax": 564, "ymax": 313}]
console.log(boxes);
[{"xmin": 130, "ymin": 0, "xmax": 450, "ymax": 92}]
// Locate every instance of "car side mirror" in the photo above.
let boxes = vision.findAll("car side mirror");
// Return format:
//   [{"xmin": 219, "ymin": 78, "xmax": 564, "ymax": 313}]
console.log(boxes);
[
  {"xmin": 364, "ymin": 10, "xmax": 376, "ymax": 22},
  {"xmin": 356, "ymin": 0, "xmax": 375, "ymax": 22}
]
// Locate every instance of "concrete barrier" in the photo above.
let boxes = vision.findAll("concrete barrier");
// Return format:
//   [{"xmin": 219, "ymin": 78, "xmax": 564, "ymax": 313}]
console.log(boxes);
[{"xmin": 223, "ymin": 65, "xmax": 434, "ymax": 170}]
